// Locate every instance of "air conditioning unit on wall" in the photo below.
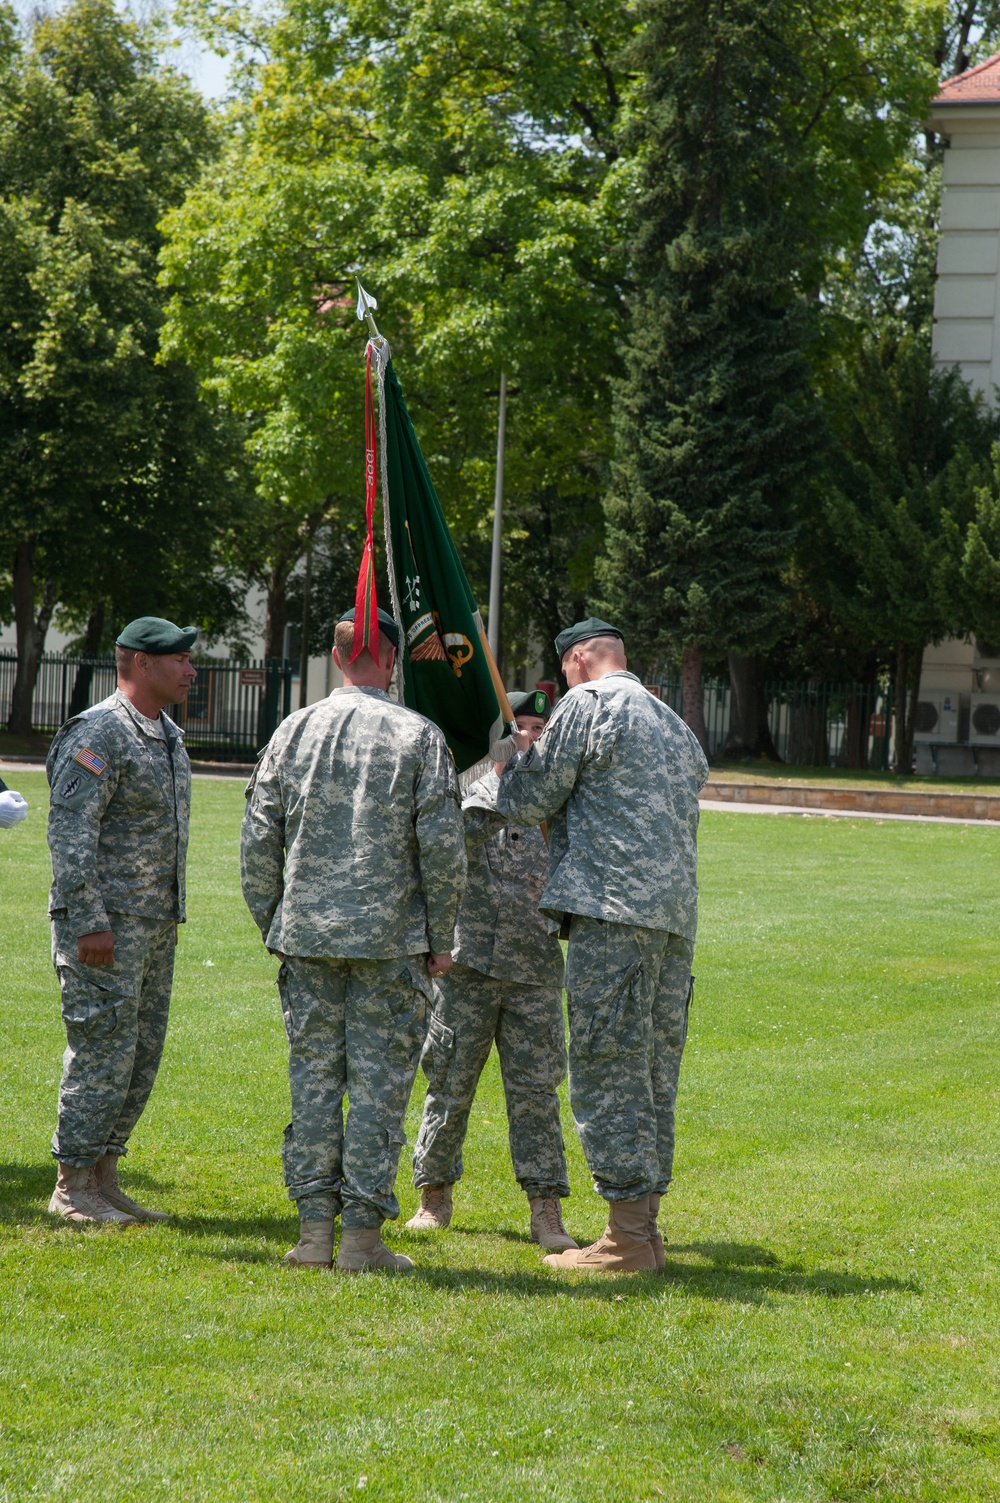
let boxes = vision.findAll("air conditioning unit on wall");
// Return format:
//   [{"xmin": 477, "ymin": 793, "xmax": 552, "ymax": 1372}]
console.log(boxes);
[
  {"xmin": 912, "ymin": 694, "xmax": 960, "ymax": 743},
  {"xmin": 970, "ymin": 693, "xmax": 1000, "ymax": 745}
]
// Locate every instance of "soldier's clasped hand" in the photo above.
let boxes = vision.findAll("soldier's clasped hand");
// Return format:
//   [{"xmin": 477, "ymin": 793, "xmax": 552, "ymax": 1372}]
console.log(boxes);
[{"xmin": 78, "ymin": 930, "xmax": 116, "ymax": 968}]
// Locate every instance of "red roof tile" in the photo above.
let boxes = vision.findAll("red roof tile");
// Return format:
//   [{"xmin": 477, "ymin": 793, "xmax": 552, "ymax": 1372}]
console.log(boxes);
[{"xmin": 933, "ymin": 51, "xmax": 1000, "ymax": 105}]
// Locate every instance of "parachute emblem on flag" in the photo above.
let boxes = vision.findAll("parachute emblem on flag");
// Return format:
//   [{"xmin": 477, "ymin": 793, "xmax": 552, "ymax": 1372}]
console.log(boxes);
[{"xmin": 443, "ymin": 634, "xmax": 474, "ymax": 677}]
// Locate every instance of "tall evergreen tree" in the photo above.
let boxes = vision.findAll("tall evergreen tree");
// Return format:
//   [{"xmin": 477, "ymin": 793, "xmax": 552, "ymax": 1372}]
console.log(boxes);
[
  {"xmin": 598, "ymin": 0, "xmax": 818, "ymax": 751},
  {"xmin": 598, "ymin": 0, "xmax": 933, "ymax": 754}
]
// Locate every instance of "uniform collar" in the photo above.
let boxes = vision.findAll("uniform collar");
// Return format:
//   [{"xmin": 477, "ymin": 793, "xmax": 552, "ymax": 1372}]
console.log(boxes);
[
  {"xmin": 116, "ymin": 687, "xmax": 166, "ymax": 740},
  {"xmin": 333, "ymin": 685, "xmax": 393, "ymax": 701}
]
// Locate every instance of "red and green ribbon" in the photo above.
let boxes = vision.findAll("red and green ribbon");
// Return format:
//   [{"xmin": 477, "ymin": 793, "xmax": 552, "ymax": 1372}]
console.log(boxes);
[{"xmin": 349, "ymin": 343, "xmax": 381, "ymax": 663}]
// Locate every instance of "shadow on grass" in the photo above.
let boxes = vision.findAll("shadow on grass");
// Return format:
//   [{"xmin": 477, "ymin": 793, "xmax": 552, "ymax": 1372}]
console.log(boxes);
[
  {"xmin": 0, "ymin": 1160, "xmax": 174, "ymax": 1197},
  {"xmin": 0, "ymin": 1164, "xmax": 921, "ymax": 1304},
  {"xmin": 167, "ymin": 1214, "xmax": 298, "ymax": 1260},
  {"xmin": 408, "ymin": 1248, "xmax": 918, "ymax": 1303},
  {"xmin": 448, "ymin": 1224, "xmax": 533, "ymax": 1244},
  {"xmin": 0, "ymin": 1161, "xmax": 57, "ymax": 1224},
  {"xmin": 0, "ymin": 1162, "xmax": 297, "ymax": 1248}
]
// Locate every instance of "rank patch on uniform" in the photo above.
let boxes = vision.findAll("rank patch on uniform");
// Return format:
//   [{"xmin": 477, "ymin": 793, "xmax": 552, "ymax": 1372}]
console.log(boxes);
[
  {"xmin": 74, "ymin": 747, "xmax": 108, "ymax": 777},
  {"xmin": 60, "ymin": 774, "xmax": 82, "ymax": 799}
]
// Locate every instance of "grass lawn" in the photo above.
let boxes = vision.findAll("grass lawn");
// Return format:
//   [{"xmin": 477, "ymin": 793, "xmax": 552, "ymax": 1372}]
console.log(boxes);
[{"xmin": 2, "ymin": 772, "xmax": 999, "ymax": 1501}]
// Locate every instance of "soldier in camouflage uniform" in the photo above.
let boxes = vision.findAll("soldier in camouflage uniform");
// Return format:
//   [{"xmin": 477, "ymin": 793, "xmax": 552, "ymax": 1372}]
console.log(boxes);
[
  {"xmin": 241, "ymin": 607, "xmax": 466, "ymax": 1274},
  {"xmin": 407, "ymin": 689, "xmax": 577, "ymax": 1252},
  {"xmin": 46, "ymin": 616, "xmax": 198, "ymax": 1226},
  {"xmin": 494, "ymin": 619, "xmax": 709, "ymax": 1274}
]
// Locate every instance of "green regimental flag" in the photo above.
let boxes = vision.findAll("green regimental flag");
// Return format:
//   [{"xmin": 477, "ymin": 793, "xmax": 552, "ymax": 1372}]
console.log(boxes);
[{"xmin": 379, "ymin": 356, "xmax": 501, "ymax": 773}]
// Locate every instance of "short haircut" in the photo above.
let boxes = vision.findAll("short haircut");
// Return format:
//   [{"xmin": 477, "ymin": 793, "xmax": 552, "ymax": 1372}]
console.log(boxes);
[
  {"xmin": 574, "ymin": 635, "xmax": 626, "ymax": 661},
  {"xmin": 115, "ymin": 646, "xmax": 138, "ymax": 673},
  {"xmin": 334, "ymin": 620, "xmax": 392, "ymax": 669}
]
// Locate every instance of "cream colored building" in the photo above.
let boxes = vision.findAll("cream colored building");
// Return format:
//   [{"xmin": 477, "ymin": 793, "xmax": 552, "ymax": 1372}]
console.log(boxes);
[{"xmin": 917, "ymin": 55, "xmax": 1000, "ymax": 769}]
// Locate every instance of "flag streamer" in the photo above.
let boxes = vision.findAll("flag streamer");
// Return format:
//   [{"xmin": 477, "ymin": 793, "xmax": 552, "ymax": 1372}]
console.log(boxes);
[
  {"xmin": 349, "ymin": 343, "xmax": 381, "ymax": 663},
  {"xmin": 372, "ymin": 337, "xmax": 406, "ymax": 701}
]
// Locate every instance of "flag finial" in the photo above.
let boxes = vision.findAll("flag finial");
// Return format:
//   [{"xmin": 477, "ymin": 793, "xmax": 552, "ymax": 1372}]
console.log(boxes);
[{"xmin": 356, "ymin": 279, "xmax": 383, "ymax": 345}]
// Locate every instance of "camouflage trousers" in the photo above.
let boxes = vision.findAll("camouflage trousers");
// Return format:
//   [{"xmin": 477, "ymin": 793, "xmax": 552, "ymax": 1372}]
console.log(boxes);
[
  {"xmin": 278, "ymin": 954, "xmax": 430, "ymax": 1228},
  {"xmin": 51, "ymin": 914, "xmax": 176, "ymax": 1168},
  {"xmin": 412, "ymin": 964, "xmax": 570, "ymax": 1200},
  {"xmin": 565, "ymin": 916, "xmax": 694, "ymax": 1203}
]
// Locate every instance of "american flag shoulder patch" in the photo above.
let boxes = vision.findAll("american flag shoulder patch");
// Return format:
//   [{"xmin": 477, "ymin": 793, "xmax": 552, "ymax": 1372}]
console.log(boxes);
[{"xmin": 74, "ymin": 747, "xmax": 108, "ymax": 777}]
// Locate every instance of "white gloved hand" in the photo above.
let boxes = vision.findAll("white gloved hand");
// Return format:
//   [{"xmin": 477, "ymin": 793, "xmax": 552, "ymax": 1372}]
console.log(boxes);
[
  {"xmin": 0, "ymin": 790, "xmax": 28, "ymax": 828},
  {"xmin": 488, "ymin": 714, "xmax": 519, "ymax": 765}
]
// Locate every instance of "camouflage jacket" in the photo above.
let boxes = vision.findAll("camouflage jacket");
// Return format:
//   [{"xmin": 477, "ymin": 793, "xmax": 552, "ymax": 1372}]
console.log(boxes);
[
  {"xmin": 241, "ymin": 685, "xmax": 466, "ymax": 959},
  {"xmin": 47, "ymin": 689, "xmax": 191, "ymax": 937},
  {"xmin": 455, "ymin": 770, "xmax": 565, "ymax": 987},
  {"xmin": 496, "ymin": 671, "xmax": 709, "ymax": 938}
]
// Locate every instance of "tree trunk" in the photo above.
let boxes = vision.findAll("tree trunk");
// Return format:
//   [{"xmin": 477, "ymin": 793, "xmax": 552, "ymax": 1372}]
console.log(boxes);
[
  {"xmin": 892, "ymin": 643, "xmax": 923, "ymax": 775},
  {"xmin": 786, "ymin": 682, "xmax": 828, "ymax": 766},
  {"xmin": 258, "ymin": 556, "xmax": 298, "ymax": 746},
  {"xmin": 724, "ymin": 652, "xmax": 780, "ymax": 760},
  {"xmin": 842, "ymin": 670, "xmax": 878, "ymax": 770},
  {"xmin": 298, "ymin": 537, "xmax": 312, "ymax": 709},
  {"xmin": 8, "ymin": 539, "xmax": 57, "ymax": 736},
  {"xmin": 67, "ymin": 599, "xmax": 107, "ymax": 719},
  {"xmin": 264, "ymin": 559, "xmax": 291, "ymax": 661},
  {"xmin": 682, "ymin": 645, "xmax": 710, "ymax": 757}
]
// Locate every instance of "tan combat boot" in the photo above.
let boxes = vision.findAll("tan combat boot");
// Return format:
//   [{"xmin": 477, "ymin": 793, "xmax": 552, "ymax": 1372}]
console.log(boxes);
[
  {"xmin": 48, "ymin": 1163, "xmax": 137, "ymax": 1225},
  {"xmin": 283, "ymin": 1219, "xmax": 335, "ymax": 1269},
  {"xmin": 94, "ymin": 1153, "xmax": 171, "ymax": 1223},
  {"xmin": 648, "ymin": 1192, "xmax": 665, "ymax": 1273},
  {"xmin": 337, "ymin": 1226, "xmax": 414, "ymax": 1274},
  {"xmin": 529, "ymin": 1197, "xmax": 578, "ymax": 1251},
  {"xmin": 405, "ymin": 1184, "xmax": 453, "ymax": 1231},
  {"xmin": 543, "ymin": 1196, "xmax": 656, "ymax": 1273}
]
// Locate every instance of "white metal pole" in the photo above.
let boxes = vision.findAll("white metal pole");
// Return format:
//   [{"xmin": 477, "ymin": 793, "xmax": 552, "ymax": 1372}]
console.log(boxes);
[{"xmin": 487, "ymin": 370, "xmax": 507, "ymax": 660}]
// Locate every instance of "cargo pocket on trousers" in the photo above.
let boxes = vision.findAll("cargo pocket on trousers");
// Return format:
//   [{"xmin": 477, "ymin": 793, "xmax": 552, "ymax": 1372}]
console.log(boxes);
[
  {"xmin": 420, "ymin": 1012, "xmax": 455, "ymax": 1087},
  {"xmin": 584, "ymin": 960, "xmax": 647, "ymax": 1062},
  {"xmin": 382, "ymin": 1128, "xmax": 407, "ymax": 1194},
  {"xmin": 346, "ymin": 1104, "xmax": 402, "ymax": 1199},
  {"xmin": 55, "ymin": 963, "xmax": 127, "ymax": 1041}
]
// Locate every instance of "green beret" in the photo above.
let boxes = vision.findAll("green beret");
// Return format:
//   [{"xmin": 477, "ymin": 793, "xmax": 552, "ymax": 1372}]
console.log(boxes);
[
  {"xmin": 338, "ymin": 606, "xmax": 400, "ymax": 649},
  {"xmin": 116, "ymin": 617, "xmax": 199, "ymax": 654},
  {"xmin": 554, "ymin": 617, "xmax": 624, "ymax": 659},
  {"xmin": 509, "ymin": 689, "xmax": 551, "ymax": 719}
]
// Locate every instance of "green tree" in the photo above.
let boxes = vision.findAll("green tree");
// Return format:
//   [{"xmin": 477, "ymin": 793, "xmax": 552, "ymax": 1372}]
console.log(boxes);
[
  {"xmin": 597, "ymin": 0, "xmax": 938, "ymax": 755},
  {"xmin": 161, "ymin": 0, "xmax": 632, "ymax": 672},
  {"xmin": 0, "ymin": 0, "xmax": 249, "ymax": 732},
  {"xmin": 778, "ymin": 0, "xmax": 1000, "ymax": 770},
  {"xmin": 803, "ymin": 332, "xmax": 1000, "ymax": 771}
]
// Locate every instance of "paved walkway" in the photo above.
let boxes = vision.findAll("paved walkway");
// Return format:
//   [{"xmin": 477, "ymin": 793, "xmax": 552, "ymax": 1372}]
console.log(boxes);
[
  {"xmin": 699, "ymin": 798, "xmax": 996, "ymax": 827},
  {"xmin": 704, "ymin": 778, "xmax": 1000, "ymax": 823}
]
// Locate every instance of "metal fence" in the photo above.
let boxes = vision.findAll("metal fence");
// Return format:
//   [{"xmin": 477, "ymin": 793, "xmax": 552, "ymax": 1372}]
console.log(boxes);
[
  {"xmin": 1, "ymin": 654, "xmax": 296, "ymax": 759},
  {"xmin": 652, "ymin": 677, "xmax": 895, "ymax": 769},
  {"xmin": 4, "ymin": 653, "xmax": 897, "ymax": 768}
]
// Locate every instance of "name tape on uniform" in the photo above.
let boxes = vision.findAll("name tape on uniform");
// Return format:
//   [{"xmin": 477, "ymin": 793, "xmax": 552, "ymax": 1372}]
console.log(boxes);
[{"xmin": 74, "ymin": 747, "xmax": 108, "ymax": 777}]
